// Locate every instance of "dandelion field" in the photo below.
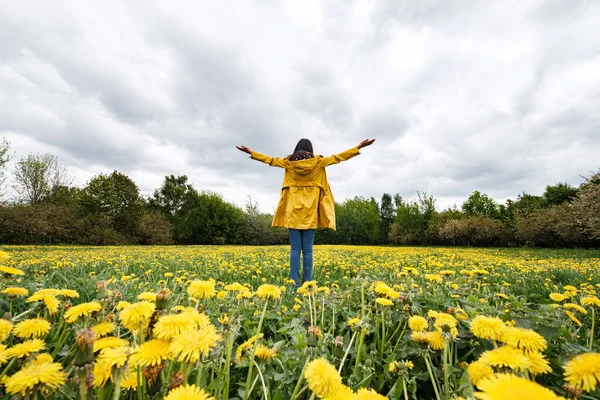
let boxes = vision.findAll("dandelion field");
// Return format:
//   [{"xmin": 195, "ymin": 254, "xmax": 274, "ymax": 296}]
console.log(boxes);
[{"xmin": 1, "ymin": 245, "xmax": 600, "ymax": 400}]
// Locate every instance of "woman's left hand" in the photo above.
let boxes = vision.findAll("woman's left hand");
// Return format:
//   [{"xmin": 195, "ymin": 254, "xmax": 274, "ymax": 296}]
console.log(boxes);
[
  {"xmin": 236, "ymin": 146, "xmax": 253, "ymax": 154},
  {"xmin": 357, "ymin": 139, "xmax": 376, "ymax": 149}
]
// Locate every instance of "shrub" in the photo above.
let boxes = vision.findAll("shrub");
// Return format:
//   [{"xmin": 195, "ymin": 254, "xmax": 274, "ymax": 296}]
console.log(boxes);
[
  {"xmin": 514, "ymin": 205, "xmax": 584, "ymax": 247},
  {"xmin": 139, "ymin": 212, "xmax": 173, "ymax": 245},
  {"xmin": 438, "ymin": 215, "xmax": 511, "ymax": 247}
]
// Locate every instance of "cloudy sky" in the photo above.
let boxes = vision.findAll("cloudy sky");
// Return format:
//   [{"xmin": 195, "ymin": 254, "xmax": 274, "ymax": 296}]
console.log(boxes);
[{"xmin": 1, "ymin": 0, "xmax": 599, "ymax": 212}]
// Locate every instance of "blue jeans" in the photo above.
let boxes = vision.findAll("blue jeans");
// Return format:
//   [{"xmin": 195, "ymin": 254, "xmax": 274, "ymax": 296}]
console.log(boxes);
[{"xmin": 289, "ymin": 228, "xmax": 315, "ymax": 287}]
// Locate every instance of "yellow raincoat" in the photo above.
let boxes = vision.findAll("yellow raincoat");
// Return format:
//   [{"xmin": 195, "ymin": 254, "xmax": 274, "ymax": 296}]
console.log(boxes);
[{"xmin": 250, "ymin": 147, "xmax": 360, "ymax": 230}]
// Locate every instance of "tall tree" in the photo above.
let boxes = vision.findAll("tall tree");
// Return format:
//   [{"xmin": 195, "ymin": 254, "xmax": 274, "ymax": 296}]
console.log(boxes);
[
  {"xmin": 543, "ymin": 182, "xmax": 578, "ymax": 206},
  {"xmin": 80, "ymin": 170, "xmax": 143, "ymax": 239},
  {"xmin": 13, "ymin": 153, "xmax": 71, "ymax": 204},
  {"xmin": 148, "ymin": 175, "xmax": 197, "ymax": 218},
  {"xmin": 379, "ymin": 193, "xmax": 395, "ymax": 243},
  {"xmin": 462, "ymin": 190, "xmax": 500, "ymax": 219}
]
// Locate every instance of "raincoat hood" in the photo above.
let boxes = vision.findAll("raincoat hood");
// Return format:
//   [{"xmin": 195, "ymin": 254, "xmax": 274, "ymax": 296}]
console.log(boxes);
[{"xmin": 289, "ymin": 158, "xmax": 319, "ymax": 175}]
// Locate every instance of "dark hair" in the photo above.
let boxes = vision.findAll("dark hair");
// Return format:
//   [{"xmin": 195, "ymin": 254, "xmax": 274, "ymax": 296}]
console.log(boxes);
[
  {"xmin": 288, "ymin": 138, "xmax": 314, "ymax": 161},
  {"xmin": 293, "ymin": 138, "xmax": 313, "ymax": 154}
]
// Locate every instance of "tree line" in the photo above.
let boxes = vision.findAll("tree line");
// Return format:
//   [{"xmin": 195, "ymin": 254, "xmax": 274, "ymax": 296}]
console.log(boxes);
[{"xmin": 0, "ymin": 139, "xmax": 598, "ymax": 247}]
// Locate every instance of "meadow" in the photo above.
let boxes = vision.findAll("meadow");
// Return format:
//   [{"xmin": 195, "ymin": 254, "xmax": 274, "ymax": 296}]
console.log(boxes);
[{"xmin": 1, "ymin": 245, "xmax": 599, "ymax": 400}]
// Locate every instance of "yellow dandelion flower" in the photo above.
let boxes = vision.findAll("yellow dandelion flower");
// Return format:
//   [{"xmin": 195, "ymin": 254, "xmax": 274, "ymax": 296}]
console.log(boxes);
[
  {"xmin": 180, "ymin": 308, "xmax": 210, "ymax": 329},
  {"xmin": 129, "ymin": 339, "xmax": 172, "ymax": 367},
  {"xmin": 581, "ymin": 297, "xmax": 600, "ymax": 308},
  {"xmin": 255, "ymin": 344, "xmax": 277, "ymax": 361},
  {"xmin": 137, "ymin": 292, "xmax": 157, "ymax": 302},
  {"xmin": 93, "ymin": 346, "xmax": 130, "ymax": 387},
  {"xmin": 526, "ymin": 351, "xmax": 552, "ymax": 375},
  {"xmin": 549, "ymin": 293, "xmax": 567, "ymax": 302},
  {"xmin": 408, "ymin": 316, "xmax": 428, "ymax": 332},
  {"xmin": 64, "ymin": 302, "xmax": 102, "ymax": 323},
  {"xmin": 93, "ymin": 359, "xmax": 113, "ymax": 388},
  {"xmin": 164, "ymin": 384, "xmax": 215, "ymax": 400},
  {"xmin": 153, "ymin": 314, "xmax": 196, "ymax": 341},
  {"xmin": 115, "ymin": 301, "xmax": 130, "ymax": 311},
  {"xmin": 564, "ymin": 352, "xmax": 600, "ymax": 392},
  {"xmin": 3, "ymin": 361, "xmax": 66, "ymax": 396},
  {"xmin": 347, "ymin": 317, "xmax": 361, "ymax": 327},
  {"xmin": 304, "ymin": 358, "xmax": 343, "ymax": 398},
  {"xmin": 56, "ymin": 289, "xmax": 79, "ymax": 298},
  {"xmin": 468, "ymin": 360, "xmax": 494, "ymax": 386},
  {"xmin": 42, "ymin": 295, "xmax": 60, "ymax": 315},
  {"xmin": 91, "ymin": 322, "xmax": 115, "ymax": 338},
  {"xmin": 425, "ymin": 274, "xmax": 443, "ymax": 284},
  {"xmin": 1, "ymin": 287, "xmax": 29, "ymax": 297},
  {"xmin": 169, "ymin": 325, "xmax": 221, "ymax": 363},
  {"xmin": 428, "ymin": 330, "xmax": 446, "ymax": 350},
  {"xmin": 375, "ymin": 298, "xmax": 393, "ymax": 307},
  {"xmin": 119, "ymin": 301, "xmax": 156, "ymax": 332},
  {"xmin": 565, "ymin": 310, "xmax": 583, "ymax": 327},
  {"xmin": 474, "ymin": 374, "xmax": 565, "ymax": 400},
  {"xmin": 187, "ymin": 280, "xmax": 216, "ymax": 299},
  {"xmin": 4, "ymin": 339, "xmax": 45, "ymax": 359},
  {"xmin": 411, "ymin": 331, "xmax": 431, "ymax": 345},
  {"xmin": 0, "ymin": 319, "xmax": 13, "ymax": 342},
  {"xmin": 352, "ymin": 388, "xmax": 387, "ymax": 399},
  {"xmin": 236, "ymin": 334, "xmax": 264, "ymax": 363},
  {"xmin": 31, "ymin": 353, "xmax": 54, "ymax": 365},
  {"xmin": 470, "ymin": 315, "xmax": 507, "ymax": 342},
  {"xmin": 13, "ymin": 318, "xmax": 51, "ymax": 339},
  {"xmin": 27, "ymin": 289, "xmax": 58, "ymax": 302},
  {"xmin": 256, "ymin": 284, "xmax": 282, "ymax": 300},
  {"xmin": 563, "ymin": 303, "xmax": 587, "ymax": 314},
  {"xmin": 503, "ymin": 327, "xmax": 547, "ymax": 353},
  {"xmin": 0, "ymin": 344, "xmax": 7, "ymax": 364},
  {"xmin": 94, "ymin": 336, "xmax": 129, "ymax": 353},
  {"xmin": 0, "ymin": 266, "xmax": 24, "ymax": 276},
  {"xmin": 324, "ymin": 384, "xmax": 355, "ymax": 400},
  {"xmin": 478, "ymin": 346, "xmax": 532, "ymax": 371}
]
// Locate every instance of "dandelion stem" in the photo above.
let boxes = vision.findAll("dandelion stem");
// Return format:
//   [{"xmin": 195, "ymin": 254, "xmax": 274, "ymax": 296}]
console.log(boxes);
[
  {"xmin": 424, "ymin": 352, "xmax": 442, "ymax": 400},
  {"xmin": 243, "ymin": 300, "xmax": 268, "ymax": 400},
  {"xmin": 0, "ymin": 358, "xmax": 16, "ymax": 382},
  {"xmin": 589, "ymin": 307, "xmax": 595, "ymax": 350},
  {"xmin": 223, "ymin": 332, "xmax": 234, "ymax": 400},
  {"xmin": 291, "ymin": 358, "xmax": 310, "ymax": 400},
  {"xmin": 253, "ymin": 360, "xmax": 269, "ymax": 400},
  {"xmin": 443, "ymin": 339, "xmax": 450, "ymax": 400},
  {"xmin": 403, "ymin": 378, "xmax": 409, "ymax": 400},
  {"xmin": 338, "ymin": 330, "xmax": 358, "ymax": 374}
]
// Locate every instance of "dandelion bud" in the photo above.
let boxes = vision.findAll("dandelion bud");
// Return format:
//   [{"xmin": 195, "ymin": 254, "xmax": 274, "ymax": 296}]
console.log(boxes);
[
  {"xmin": 334, "ymin": 336, "xmax": 344, "ymax": 347},
  {"xmin": 143, "ymin": 363, "xmax": 164, "ymax": 396},
  {"xmin": 333, "ymin": 335, "xmax": 344, "ymax": 357},
  {"xmin": 169, "ymin": 371, "xmax": 185, "ymax": 390},
  {"xmin": 156, "ymin": 289, "xmax": 170, "ymax": 310},
  {"xmin": 74, "ymin": 329, "xmax": 95, "ymax": 367},
  {"xmin": 308, "ymin": 325, "xmax": 322, "ymax": 347},
  {"xmin": 562, "ymin": 384, "xmax": 582, "ymax": 399},
  {"xmin": 95, "ymin": 281, "xmax": 108, "ymax": 299}
]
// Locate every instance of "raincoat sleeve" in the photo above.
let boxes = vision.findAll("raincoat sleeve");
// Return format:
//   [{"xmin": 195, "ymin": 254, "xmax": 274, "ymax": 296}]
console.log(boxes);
[
  {"xmin": 249, "ymin": 151, "xmax": 289, "ymax": 168},
  {"xmin": 318, "ymin": 147, "xmax": 360, "ymax": 167}
]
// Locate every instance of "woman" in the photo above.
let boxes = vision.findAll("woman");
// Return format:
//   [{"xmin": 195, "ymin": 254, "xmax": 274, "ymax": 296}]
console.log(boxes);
[{"xmin": 236, "ymin": 138, "xmax": 375, "ymax": 287}]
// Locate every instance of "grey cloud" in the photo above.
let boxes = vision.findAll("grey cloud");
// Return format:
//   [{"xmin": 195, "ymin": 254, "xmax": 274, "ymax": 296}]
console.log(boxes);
[{"xmin": 293, "ymin": 67, "xmax": 356, "ymax": 133}]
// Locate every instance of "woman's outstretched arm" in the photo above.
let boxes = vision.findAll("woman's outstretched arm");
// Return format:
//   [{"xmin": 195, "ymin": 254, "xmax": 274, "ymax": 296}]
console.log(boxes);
[
  {"xmin": 236, "ymin": 145, "xmax": 289, "ymax": 168},
  {"xmin": 318, "ymin": 138, "xmax": 376, "ymax": 167}
]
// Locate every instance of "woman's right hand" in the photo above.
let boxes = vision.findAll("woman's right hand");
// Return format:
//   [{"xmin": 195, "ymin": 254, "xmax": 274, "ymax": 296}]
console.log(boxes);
[
  {"xmin": 236, "ymin": 146, "xmax": 253, "ymax": 154},
  {"xmin": 357, "ymin": 139, "xmax": 375, "ymax": 149}
]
